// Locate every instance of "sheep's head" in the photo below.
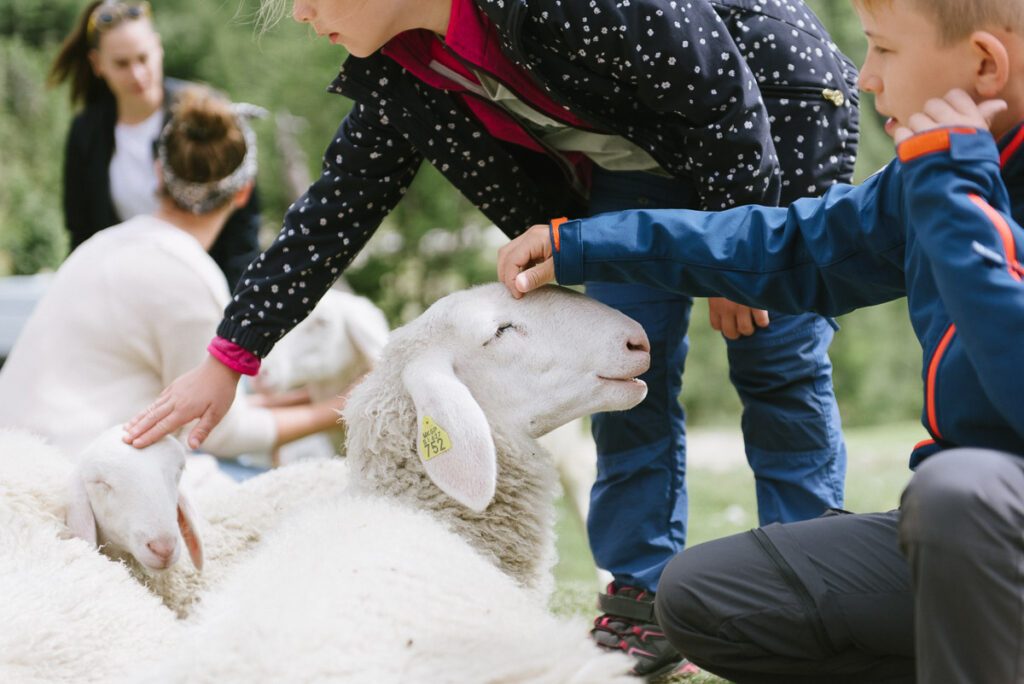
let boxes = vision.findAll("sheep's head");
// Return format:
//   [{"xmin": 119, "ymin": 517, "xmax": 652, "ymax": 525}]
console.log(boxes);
[
  {"xmin": 385, "ymin": 284, "xmax": 650, "ymax": 511},
  {"xmin": 258, "ymin": 290, "xmax": 389, "ymax": 393},
  {"xmin": 65, "ymin": 426, "xmax": 204, "ymax": 572}
]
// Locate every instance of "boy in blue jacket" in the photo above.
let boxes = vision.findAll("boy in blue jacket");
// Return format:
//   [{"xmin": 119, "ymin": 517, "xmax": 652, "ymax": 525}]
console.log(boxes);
[{"xmin": 498, "ymin": 0, "xmax": 1024, "ymax": 680}]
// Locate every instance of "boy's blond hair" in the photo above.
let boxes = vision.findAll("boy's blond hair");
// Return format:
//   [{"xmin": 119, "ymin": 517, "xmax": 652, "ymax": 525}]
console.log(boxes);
[{"xmin": 857, "ymin": 0, "xmax": 1024, "ymax": 44}]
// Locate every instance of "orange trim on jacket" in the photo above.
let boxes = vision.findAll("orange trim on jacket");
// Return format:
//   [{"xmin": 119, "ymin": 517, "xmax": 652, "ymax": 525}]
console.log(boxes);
[
  {"xmin": 551, "ymin": 217, "xmax": 568, "ymax": 253},
  {"xmin": 925, "ymin": 324, "xmax": 957, "ymax": 439},
  {"xmin": 968, "ymin": 194, "xmax": 1023, "ymax": 282},
  {"xmin": 897, "ymin": 128, "xmax": 976, "ymax": 163}
]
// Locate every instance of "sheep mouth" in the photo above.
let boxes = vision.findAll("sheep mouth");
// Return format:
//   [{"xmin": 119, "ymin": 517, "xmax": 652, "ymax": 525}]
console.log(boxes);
[{"xmin": 597, "ymin": 375, "xmax": 646, "ymax": 386}]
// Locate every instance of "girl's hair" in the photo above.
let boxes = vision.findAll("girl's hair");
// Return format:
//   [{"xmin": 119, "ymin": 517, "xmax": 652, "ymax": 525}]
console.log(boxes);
[
  {"xmin": 48, "ymin": 1, "xmax": 156, "ymax": 107},
  {"xmin": 256, "ymin": 0, "xmax": 290, "ymax": 34},
  {"xmin": 856, "ymin": 0, "xmax": 1024, "ymax": 44},
  {"xmin": 159, "ymin": 87, "xmax": 257, "ymax": 214}
]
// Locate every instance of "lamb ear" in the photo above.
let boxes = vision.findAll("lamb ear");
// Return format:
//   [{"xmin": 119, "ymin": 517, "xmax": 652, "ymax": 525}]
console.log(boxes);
[
  {"xmin": 402, "ymin": 351, "xmax": 496, "ymax": 512},
  {"xmin": 176, "ymin": 489, "xmax": 205, "ymax": 572},
  {"xmin": 65, "ymin": 472, "xmax": 97, "ymax": 547}
]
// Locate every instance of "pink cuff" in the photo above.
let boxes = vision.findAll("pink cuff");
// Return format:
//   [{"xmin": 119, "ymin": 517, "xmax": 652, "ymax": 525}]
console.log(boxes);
[{"xmin": 207, "ymin": 337, "xmax": 261, "ymax": 376}]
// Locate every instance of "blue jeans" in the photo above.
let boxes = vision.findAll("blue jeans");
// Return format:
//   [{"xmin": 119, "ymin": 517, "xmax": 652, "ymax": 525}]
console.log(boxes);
[{"xmin": 585, "ymin": 169, "xmax": 847, "ymax": 592}]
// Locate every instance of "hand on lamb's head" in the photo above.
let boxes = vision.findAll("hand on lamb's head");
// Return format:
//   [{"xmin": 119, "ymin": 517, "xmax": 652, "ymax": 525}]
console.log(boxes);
[
  {"xmin": 352, "ymin": 283, "xmax": 651, "ymax": 512},
  {"xmin": 66, "ymin": 426, "xmax": 204, "ymax": 572}
]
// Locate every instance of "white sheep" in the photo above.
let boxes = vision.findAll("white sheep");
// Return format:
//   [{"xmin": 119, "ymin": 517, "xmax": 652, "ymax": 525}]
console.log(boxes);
[
  {"xmin": 342, "ymin": 283, "xmax": 650, "ymax": 597},
  {"xmin": 146, "ymin": 495, "xmax": 635, "ymax": 684},
  {"xmin": 258, "ymin": 288, "xmax": 390, "ymax": 457},
  {"xmin": 0, "ymin": 491, "xmax": 181, "ymax": 683},
  {"xmin": 0, "ymin": 427, "xmax": 203, "ymax": 573}
]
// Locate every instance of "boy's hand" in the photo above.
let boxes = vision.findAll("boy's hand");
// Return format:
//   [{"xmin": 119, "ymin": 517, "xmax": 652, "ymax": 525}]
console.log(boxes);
[
  {"xmin": 497, "ymin": 224, "xmax": 555, "ymax": 298},
  {"xmin": 893, "ymin": 89, "xmax": 1007, "ymax": 144},
  {"xmin": 708, "ymin": 298, "xmax": 770, "ymax": 339}
]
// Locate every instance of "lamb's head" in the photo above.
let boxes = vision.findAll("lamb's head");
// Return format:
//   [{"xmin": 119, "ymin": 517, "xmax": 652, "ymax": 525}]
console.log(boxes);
[
  {"xmin": 361, "ymin": 283, "xmax": 649, "ymax": 511},
  {"xmin": 258, "ymin": 290, "xmax": 389, "ymax": 393},
  {"xmin": 65, "ymin": 426, "xmax": 204, "ymax": 572}
]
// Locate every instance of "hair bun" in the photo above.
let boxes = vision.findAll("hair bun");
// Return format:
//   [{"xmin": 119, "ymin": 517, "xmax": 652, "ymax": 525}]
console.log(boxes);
[
  {"xmin": 160, "ymin": 85, "xmax": 251, "ymax": 192},
  {"xmin": 176, "ymin": 94, "xmax": 232, "ymax": 144}
]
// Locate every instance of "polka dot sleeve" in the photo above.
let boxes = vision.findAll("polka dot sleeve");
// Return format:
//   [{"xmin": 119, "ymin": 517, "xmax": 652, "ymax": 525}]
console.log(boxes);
[{"xmin": 217, "ymin": 102, "xmax": 423, "ymax": 357}]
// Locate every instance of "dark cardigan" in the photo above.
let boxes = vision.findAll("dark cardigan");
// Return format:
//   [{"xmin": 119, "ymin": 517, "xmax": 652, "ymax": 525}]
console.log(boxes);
[
  {"xmin": 219, "ymin": 0, "xmax": 861, "ymax": 356},
  {"xmin": 62, "ymin": 77, "xmax": 262, "ymax": 289}
]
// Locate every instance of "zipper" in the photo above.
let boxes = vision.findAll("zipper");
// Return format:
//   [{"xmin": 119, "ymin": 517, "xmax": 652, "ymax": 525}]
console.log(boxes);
[
  {"xmin": 925, "ymin": 324, "xmax": 957, "ymax": 439},
  {"xmin": 971, "ymin": 241, "xmax": 1024, "ymax": 277},
  {"xmin": 968, "ymin": 194, "xmax": 1024, "ymax": 282},
  {"xmin": 751, "ymin": 529, "xmax": 834, "ymax": 656},
  {"xmin": 758, "ymin": 83, "xmax": 846, "ymax": 106}
]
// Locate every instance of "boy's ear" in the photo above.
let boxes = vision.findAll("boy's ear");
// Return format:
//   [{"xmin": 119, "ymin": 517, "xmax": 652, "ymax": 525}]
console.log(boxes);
[{"xmin": 971, "ymin": 31, "xmax": 1010, "ymax": 98}]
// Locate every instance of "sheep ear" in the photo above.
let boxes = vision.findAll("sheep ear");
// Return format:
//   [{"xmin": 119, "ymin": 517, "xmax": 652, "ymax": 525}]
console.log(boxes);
[
  {"xmin": 176, "ymin": 490, "xmax": 204, "ymax": 572},
  {"xmin": 402, "ymin": 352, "xmax": 496, "ymax": 512},
  {"xmin": 65, "ymin": 473, "xmax": 97, "ymax": 547}
]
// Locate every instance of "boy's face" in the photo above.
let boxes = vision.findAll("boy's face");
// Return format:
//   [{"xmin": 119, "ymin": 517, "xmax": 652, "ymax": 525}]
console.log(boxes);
[{"xmin": 855, "ymin": 1, "xmax": 980, "ymax": 138}]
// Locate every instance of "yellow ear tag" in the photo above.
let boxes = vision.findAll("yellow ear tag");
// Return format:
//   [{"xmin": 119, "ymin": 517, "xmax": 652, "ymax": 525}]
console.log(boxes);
[{"xmin": 419, "ymin": 416, "xmax": 453, "ymax": 461}]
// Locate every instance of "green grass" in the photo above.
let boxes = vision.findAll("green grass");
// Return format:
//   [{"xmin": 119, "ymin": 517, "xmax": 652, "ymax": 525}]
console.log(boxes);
[{"xmin": 550, "ymin": 421, "xmax": 925, "ymax": 683}]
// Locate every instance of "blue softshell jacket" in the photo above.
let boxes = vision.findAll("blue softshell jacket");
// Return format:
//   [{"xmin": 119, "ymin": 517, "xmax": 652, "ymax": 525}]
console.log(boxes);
[{"xmin": 553, "ymin": 126, "xmax": 1024, "ymax": 467}]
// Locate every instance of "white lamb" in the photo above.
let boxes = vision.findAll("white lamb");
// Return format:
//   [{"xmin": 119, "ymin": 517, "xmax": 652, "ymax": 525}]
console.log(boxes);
[
  {"xmin": 151, "ymin": 495, "xmax": 634, "ymax": 684},
  {"xmin": 0, "ymin": 426, "xmax": 203, "ymax": 573},
  {"xmin": 342, "ymin": 283, "xmax": 650, "ymax": 597},
  {"xmin": 258, "ymin": 288, "xmax": 390, "ymax": 456},
  {"xmin": 0, "ymin": 425, "xmax": 357, "ymax": 619},
  {"xmin": 0, "ymin": 429, "xmax": 185, "ymax": 682}
]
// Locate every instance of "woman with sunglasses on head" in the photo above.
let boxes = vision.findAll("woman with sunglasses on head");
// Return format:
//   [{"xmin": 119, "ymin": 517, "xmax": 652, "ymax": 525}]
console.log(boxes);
[
  {"xmin": 49, "ymin": 0, "xmax": 261, "ymax": 289},
  {"xmin": 0, "ymin": 86, "xmax": 344, "ymax": 463}
]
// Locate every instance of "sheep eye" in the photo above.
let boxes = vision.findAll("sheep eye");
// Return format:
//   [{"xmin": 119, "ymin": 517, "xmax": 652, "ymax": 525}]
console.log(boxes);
[{"xmin": 495, "ymin": 323, "xmax": 514, "ymax": 337}]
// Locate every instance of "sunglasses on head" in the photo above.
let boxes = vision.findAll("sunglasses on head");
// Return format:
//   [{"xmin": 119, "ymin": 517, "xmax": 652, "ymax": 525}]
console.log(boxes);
[{"xmin": 86, "ymin": 2, "xmax": 151, "ymax": 44}]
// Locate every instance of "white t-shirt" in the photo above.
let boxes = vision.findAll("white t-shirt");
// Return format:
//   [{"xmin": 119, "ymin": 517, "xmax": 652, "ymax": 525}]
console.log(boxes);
[
  {"xmin": 0, "ymin": 215, "xmax": 277, "ymax": 457},
  {"xmin": 109, "ymin": 109, "xmax": 164, "ymax": 221}
]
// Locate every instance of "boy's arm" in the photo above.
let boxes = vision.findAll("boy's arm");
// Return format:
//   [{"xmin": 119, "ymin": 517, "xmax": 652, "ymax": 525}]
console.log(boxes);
[
  {"xmin": 897, "ymin": 126, "xmax": 1024, "ymax": 436},
  {"xmin": 526, "ymin": 169, "xmax": 908, "ymax": 317}
]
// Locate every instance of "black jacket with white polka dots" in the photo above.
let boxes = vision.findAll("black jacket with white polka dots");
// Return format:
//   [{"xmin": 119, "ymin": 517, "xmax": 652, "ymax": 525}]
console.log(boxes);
[{"xmin": 219, "ymin": 0, "xmax": 859, "ymax": 356}]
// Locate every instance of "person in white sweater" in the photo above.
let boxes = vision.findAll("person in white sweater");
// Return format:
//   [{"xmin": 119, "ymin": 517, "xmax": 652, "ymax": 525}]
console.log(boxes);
[{"xmin": 0, "ymin": 87, "xmax": 344, "ymax": 458}]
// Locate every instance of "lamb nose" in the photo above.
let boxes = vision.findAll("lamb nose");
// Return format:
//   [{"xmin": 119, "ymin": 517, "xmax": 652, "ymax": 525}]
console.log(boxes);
[
  {"xmin": 147, "ymin": 538, "xmax": 176, "ymax": 560},
  {"xmin": 627, "ymin": 333, "xmax": 650, "ymax": 354}
]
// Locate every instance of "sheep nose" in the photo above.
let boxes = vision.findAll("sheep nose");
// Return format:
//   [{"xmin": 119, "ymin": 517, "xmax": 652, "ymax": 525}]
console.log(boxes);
[
  {"xmin": 627, "ymin": 331, "xmax": 650, "ymax": 354},
  {"xmin": 147, "ymin": 537, "xmax": 177, "ymax": 561}
]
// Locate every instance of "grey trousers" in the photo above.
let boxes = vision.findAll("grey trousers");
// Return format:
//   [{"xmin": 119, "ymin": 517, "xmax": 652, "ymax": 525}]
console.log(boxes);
[{"xmin": 655, "ymin": 449, "xmax": 1024, "ymax": 684}]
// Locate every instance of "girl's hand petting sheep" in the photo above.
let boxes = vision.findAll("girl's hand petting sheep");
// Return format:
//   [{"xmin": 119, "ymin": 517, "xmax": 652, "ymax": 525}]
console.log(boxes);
[
  {"xmin": 497, "ymin": 223, "xmax": 556, "ymax": 298},
  {"xmin": 124, "ymin": 355, "xmax": 241, "ymax": 450}
]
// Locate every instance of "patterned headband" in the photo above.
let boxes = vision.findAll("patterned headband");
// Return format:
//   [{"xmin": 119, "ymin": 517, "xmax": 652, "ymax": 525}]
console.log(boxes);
[{"xmin": 157, "ymin": 103, "xmax": 267, "ymax": 215}]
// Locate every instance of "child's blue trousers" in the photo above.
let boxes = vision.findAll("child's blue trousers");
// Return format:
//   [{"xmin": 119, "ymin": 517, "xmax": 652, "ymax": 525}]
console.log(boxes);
[{"xmin": 584, "ymin": 169, "xmax": 847, "ymax": 592}]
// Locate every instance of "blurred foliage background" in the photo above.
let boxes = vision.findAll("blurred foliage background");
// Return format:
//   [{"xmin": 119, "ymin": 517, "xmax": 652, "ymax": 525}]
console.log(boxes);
[{"xmin": 0, "ymin": 0, "xmax": 921, "ymax": 429}]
